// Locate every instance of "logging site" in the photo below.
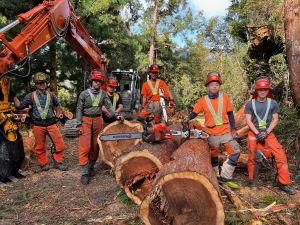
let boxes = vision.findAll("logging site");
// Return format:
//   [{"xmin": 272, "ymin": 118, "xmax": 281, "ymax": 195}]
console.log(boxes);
[{"xmin": 1, "ymin": 0, "xmax": 300, "ymax": 224}]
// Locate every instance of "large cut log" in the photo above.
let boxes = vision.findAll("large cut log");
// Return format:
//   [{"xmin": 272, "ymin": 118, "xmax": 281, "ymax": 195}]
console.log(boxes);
[
  {"xmin": 140, "ymin": 139, "xmax": 225, "ymax": 225},
  {"xmin": 98, "ymin": 120, "xmax": 144, "ymax": 168},
  {"xmin": 114, "ymin": 124, "xmax": 183, "ymax": 205}
]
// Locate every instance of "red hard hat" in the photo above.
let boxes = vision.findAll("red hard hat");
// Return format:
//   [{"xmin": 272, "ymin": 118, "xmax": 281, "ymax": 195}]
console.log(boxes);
[
  {"xmin": 107, "ymin": 80, "xmax": 118, "ymax": 87},
  {"xmin": 148, "ymin": 64, "xmax": 159, "ymax": 73},
  {"xmin": 255, "ymin": 76, "xmax": 271, "ymax": 90},
  {"xmin": 89, "ymin": 70, "xmax": 104, "ymax": 82},
  {"xmin": 205, "ymin": 71, "xmax": 222, "ymax": 86}
]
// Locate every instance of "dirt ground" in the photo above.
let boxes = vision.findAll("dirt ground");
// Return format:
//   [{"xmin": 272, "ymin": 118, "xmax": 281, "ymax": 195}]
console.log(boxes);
[{"xmin": 0, "ymin": 126, "xmax": 300, "ymax": 225}]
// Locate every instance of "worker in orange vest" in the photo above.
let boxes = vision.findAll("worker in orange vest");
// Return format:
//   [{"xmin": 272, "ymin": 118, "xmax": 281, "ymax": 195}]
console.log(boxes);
[
  {"xmin": 245, "ymin": 76, "xmax": 295, "ymax": 194},
  {"xmin": 139, "ymin": 64, "xmax": 175, "ymax": 123},
  {"xmin": 76, "ymin": 70, "xmax": 114, "ymax": 185},
  {"xmin": 186, "ymin": 71, "xmax": 240, "ymax": 189},
  {"xmin": 14, "ymin": 72, "xmax": 67, "ymax": 172},
  {"xmin": 102, "ymin": 79, "xmax": 123, "ymax": 124}
]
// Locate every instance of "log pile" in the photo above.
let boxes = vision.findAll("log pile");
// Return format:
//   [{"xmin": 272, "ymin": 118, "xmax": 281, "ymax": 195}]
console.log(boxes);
[{"xmin": 98, "ymin": 120, "xmax": 226, "ymax": 224}]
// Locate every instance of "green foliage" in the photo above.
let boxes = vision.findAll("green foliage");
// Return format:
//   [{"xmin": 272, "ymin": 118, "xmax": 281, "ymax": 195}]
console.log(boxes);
[
  {"xmin": 15, "ymin": 191, "xmax": 30, "ymax": 204},
  {"xmin": 117, "ymin": 189, "xmax": 134, "ymax": 206},
  {"xmin": 257, "ymin": 195, "xmax": 286, "ymax": 208}
]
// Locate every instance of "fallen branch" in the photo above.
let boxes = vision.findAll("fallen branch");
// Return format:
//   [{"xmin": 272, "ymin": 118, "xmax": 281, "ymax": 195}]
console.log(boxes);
[{"xmin": 219, "ymin": 184, "xmax": 246, "ymax": 210}]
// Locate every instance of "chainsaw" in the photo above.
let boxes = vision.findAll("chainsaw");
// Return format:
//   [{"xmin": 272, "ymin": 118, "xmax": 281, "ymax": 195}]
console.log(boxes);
[{"xmin": 99, "ymin": 120, "xmax": 209, "ymax": 143}]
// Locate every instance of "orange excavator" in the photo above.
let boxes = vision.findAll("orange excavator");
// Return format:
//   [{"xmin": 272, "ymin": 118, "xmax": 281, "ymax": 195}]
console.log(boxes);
[{"xmin": 0, "ymin": 0, "xmax": 107, "ymax": 180}]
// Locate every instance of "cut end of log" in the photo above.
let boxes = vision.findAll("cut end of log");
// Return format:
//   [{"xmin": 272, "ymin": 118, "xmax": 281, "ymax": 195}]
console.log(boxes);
[
  {"xmin": 98, "ymin": 120, "xmax": 143, "ymax": 168},
  {"xmin": 115, "ymin": 150, "xmax": 163, "ymax": 205},
  {"xmin": 140, "ymin": 171, "xmax": 225, "ymax": 225}
]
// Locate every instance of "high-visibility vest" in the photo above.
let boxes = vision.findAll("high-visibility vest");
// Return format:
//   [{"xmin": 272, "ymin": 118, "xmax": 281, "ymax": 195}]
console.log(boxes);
[
  {"xmin": 88, "ymin": 89, "xmax": 102, "ymax": 107},
  {"xmin": 204, "ymin": 93, "xmax": 223, "ymax": 126},
  {"xmin": 147, "ymin": 79, "xmax": 160, "ymax": 96},
  {"xmin": 33, "ymin": 90, "xmax": 52, "ymax": 120},
  {"xmin": 112, "ymin": 93, "xmax": 120, "ymax": 109},
  {"xmin": 252, "ymin": 98, "xmax": 271, "ymax": 129}
]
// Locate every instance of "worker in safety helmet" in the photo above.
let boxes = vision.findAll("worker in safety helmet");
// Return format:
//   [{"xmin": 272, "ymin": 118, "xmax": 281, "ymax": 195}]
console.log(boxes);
[
  {"xmin": 102, "ymin": 79, "xmax": 123, "ymax": 124},
  {"xmin": 186, "ymin": 71, "xmax": 240, "ymax": 189},
  {"xmin": 139, "ymin": 64, "xmax": 175, "ymax": 123},
  {"xmin": 245, "ymin": 76, "xmax": 295, "ymax": 194},
  {"xmin": 14, "ymin": 72, "xmax": 67, "ymax": 172},
  {"xmin": 76, "ymin": 70, "xmax": 114, "ymax": 185}
]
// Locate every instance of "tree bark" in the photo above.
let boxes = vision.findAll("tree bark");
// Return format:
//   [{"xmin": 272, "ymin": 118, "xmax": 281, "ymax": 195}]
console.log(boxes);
[
  {"xmin": 113, "ymin": 123, "xmax": 183, "ymax": 205},
  {"xmin": 140, "ymin": 139, "xmax": 225, "ymax": 225},
  {"xmin": 49, "ymin": 42, "xmax": 57, "ymax": 95},
  {"xmin": 284, "ymin": 0, "xmax": 300, "ymax": 109},
  {"xmin": 148, "ymin": 0, "xmax": 159, "ymax": 65},
  {"xmin": 98, "ymin": 120, "xmax": 144, "ymax": 168}
]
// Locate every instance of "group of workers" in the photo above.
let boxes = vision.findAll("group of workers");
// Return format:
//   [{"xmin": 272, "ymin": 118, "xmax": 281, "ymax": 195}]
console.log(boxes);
[{"xmin": 12, "ymin": 64, "xmax": 295, "ymax": 194}]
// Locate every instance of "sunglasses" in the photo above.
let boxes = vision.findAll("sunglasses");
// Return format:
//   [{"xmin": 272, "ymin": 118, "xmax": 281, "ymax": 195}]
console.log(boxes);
[{"xmin": 36, "ymin": 81, "xmax": 46, "ymax": 85}]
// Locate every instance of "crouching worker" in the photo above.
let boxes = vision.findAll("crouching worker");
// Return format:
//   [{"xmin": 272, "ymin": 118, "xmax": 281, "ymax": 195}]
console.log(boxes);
[
  {"xmin": 14, "ymin": 72, "xmax": 67, "ymax": 172},
  {"xmin": 245, "ymin": 76, "xmax": 295, "ymax": 194},
  {"xmin": 76, "ymin": 70, "xmax": 114, "ymax": 185},
  {"xmin": 186, "ymin": 71, "xmax": 240, "ymax": 188}
]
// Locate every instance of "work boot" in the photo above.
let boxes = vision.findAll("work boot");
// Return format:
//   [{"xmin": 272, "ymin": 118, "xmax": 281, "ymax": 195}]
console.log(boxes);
[
  {"xmin": 88, "ymin": 160, "xmax": 96, "ymax": 177},
  {"xmin": 54, "ymin": 161, "xmax": 68, "ymax": 171},
  {"xmin": 81, "ymin": 164, "xmax": 90, "ymax": 185},
  {"xmin": 220, "ymin": 160, "xmax": 240, "ymax": 189},
  {"xmin": 41, "ymin": 164, "xmax": 50, "ymax": 171},
  {"xmin": 278, "ymin": 183, "xmax": 296, "ymax": 195}
]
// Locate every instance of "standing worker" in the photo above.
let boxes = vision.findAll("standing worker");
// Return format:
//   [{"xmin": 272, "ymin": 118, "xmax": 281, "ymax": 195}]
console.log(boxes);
[
  {"xmin": 102, "ymin": 79, "xmax": 123, "ymax": 124},
  {"xmin": 245, "ymin": 76, "xmax": 295, "ymax": 194},
  {"xmin": 14, "ymin": 72, "xmax": 67, "ymax": 172},
  {"xmin": 76, "ymin": 70, "xmax": 114, "ymax": 185},
  {"xmin": 139, "ymin": 64, "xmax": 175, "ymax": 123},
  {"xmin": 186, "ymin": 71, "xmax": 240, "ymax": 188}
]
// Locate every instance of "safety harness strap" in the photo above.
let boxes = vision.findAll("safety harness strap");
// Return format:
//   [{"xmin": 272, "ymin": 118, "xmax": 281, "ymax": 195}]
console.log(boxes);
[
  {"xmin": 205, "ymin": 93, "xmax": 223, "ymax": 126},
  {"xmin": 33, "ymin": 91, "xmax": 51, "ymax": 120},
  {"xmin": 147, "ymin": 79, "xmax": 160, "ymax": 95},
  {"xmin": 252, "ymin": 98, "xmax": 271, "ymax": 129},
  {"xmin": 88, "ymin": 89, "xmax": 102, "ymax": 107}
]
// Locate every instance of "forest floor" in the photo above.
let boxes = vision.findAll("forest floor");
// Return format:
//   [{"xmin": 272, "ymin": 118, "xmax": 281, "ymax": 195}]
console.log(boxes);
[{"xmin": 0, "ymin": 124, "xmax": 300, "ymax": 225}]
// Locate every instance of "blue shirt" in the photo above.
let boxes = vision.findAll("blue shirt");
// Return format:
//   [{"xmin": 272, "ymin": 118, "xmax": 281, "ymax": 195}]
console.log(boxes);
[{"xmin": 17, "ymin": 90, "xmax": 60, "ymax": 120}]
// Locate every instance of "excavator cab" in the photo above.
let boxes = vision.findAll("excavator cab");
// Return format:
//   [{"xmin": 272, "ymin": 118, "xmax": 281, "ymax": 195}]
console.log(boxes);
[{"xmin": 111, "ymin": 69, "xmax": 142, "ymax": 119}]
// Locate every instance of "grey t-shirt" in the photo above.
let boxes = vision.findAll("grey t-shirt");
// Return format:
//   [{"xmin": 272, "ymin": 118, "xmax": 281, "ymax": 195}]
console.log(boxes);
[{"xmin": 244, "ymin": 98, "xmax": 280, "ymax": 130}]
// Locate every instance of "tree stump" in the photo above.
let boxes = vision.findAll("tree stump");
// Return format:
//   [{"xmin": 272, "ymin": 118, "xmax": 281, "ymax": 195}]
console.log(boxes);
[
  {"xmin": 114, "ymin": 124, "xmax": 183, "ymax": 205},
  {"xmin": 140, "ymin": 139, "xmax": 225, "ymax": 225},
  {"xmin": 98, "ymin": 120, "xmax": 144, "ymax": 168}
]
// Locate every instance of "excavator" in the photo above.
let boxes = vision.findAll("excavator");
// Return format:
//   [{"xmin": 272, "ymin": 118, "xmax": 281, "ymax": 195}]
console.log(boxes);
[{"xmin": 0, "ymin": 0, "xmax": 107, "ymax": 180}]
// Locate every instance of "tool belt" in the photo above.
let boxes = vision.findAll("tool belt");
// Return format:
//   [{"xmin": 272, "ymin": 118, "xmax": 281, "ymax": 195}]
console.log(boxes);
[{"xmin": 83, "ymin": 113, "xmax": 102, "ymax": 118}]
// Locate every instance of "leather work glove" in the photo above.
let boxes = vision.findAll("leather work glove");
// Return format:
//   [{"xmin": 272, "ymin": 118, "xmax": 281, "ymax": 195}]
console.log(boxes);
[{"xmin": 256, "ymin": 131, "xmax": 268, "ymax": 143}]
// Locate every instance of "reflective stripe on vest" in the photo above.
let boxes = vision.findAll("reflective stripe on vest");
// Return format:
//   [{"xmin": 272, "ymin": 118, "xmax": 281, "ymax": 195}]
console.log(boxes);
[
  {"xmin": 88, "ymin": 89, "xmax": 102, "ymax": 107},
  {"xmin": 252, "ymin": 98, "xmax": 271, "ymax": 129},
  {"xmin": 34, "ymin": 91, "xmax": 51, "ymax": 120},
  {"xmin": 112, "ymin": 93, "xmax": 119, "ymax": 109},
  {"xmin": 147, "ymin": 79, "xmax": 160, "ymax": 95},
  {"xmin": 204, "ymin": 93, "xmax": 223, "ymax": 126}
]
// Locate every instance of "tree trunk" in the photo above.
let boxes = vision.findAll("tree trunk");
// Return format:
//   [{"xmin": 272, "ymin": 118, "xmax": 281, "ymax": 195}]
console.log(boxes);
[
  {"xmin": 284, "ymin": 0, "xmax": 300, "ymax": 109},
  {"xmin": 148, "ymin": 0, "xmax": 159, "ymax": 65},
  {"xmin": 114, "ymin": 123, "xmax": 183, "ymax": 205},
  {"xmin": 97, "ymin": 120, "xmax": 144, "ymax": 168},
  {"xmin": 49, "ymin": 42, "xmax": 57, "ymax": 95},
  {"xmin": 140, "ymin": 139, "xmax": 225, "ymax": 225}
]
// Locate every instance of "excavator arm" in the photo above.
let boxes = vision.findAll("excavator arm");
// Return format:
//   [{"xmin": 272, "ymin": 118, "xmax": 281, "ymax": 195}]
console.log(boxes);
[{"xmin": 0, "ymin": 0, "xmax": 107, "ymax": 141}]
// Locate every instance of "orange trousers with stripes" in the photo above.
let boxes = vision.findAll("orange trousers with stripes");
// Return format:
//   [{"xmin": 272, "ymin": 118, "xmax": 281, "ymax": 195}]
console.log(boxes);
[
  {"xmin": 78, "ymin": 116, "xmax": 103, "ymax": 166},
  {"xmin": 247, "ymin": 132, "xmax": 291, "ymax": 185},
  {"xmin": 33, "ymin": 124, "xmax": 65, "ymax": 166}
]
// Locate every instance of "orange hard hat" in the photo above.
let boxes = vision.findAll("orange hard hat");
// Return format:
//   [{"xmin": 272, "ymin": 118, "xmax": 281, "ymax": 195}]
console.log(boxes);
[
  {"xmin": 89, "ymin": 70, "xmax": 104, "ymax": 82},
  {"xmin": 148, "ymin": 64, "xmax": 159, "ymax": 73},
  {"xmin": 255, "ymin": 76, "xmax": 271, "ymax": 90},
  {"xmin": 107, "ymin": 80, "xmax": 118, "ymax": 87},
  {"xmin": 205, "ymin": 71, "xmax": 222, "ymax": 86}
]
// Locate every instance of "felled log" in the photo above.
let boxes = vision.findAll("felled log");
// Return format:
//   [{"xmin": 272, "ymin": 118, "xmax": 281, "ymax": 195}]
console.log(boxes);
[
  {"xmin": 140, "ymin": 139, "xmax": 225, "ymax": 225},
  {"xmin": 114, "ymin": 124, "xmax": 183, "ymax": 205},
  {"xmin": 98, "ymin": 120, "xmax": 144, "ymax": 168}
]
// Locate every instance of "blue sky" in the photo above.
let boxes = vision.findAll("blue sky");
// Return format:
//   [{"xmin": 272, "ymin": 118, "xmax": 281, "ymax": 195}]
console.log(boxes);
[{"xmin": 189, "ymin": 0, "xmax": 231, "ymax": 18}]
